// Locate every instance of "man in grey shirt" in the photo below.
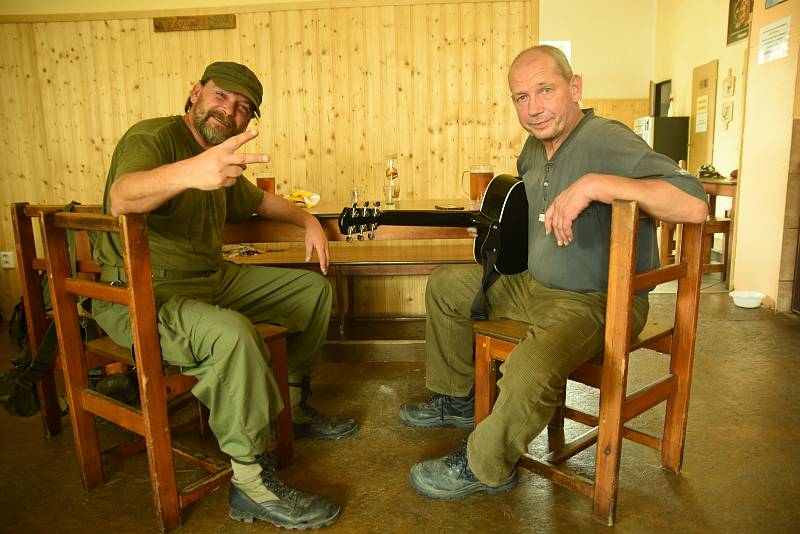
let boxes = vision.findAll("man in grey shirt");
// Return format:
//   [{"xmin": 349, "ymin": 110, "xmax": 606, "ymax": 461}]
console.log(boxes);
[{"xmin": 400, "ymin": 45, "xmax": 708, "ymax": 498}]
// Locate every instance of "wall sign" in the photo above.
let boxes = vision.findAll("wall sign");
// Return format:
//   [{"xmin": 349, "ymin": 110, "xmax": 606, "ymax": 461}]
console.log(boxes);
[{"xmin": 153, "ymin": 14, "xmax": 236, "ymax": 32}]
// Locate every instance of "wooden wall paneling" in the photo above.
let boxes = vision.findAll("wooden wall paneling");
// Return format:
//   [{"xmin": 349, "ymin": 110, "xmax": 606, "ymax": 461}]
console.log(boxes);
[
  {"xmin": 582, "ymin": 98, "xmax": 650, "ymax": 130},
  {"xmin": 379, "ymin": 5, "xmax": 398, "ymax": 188},
  {"xmin": 443, "ymin": 3, "xmax": 460, "ymax": 199},
  {"xmin": 427, "ymin": 4, "xmax": 444, "ymax": 199},
  {"xmin": 247, "ymin": 12, "xmax": 277, "ymax": 186},
  {"xmin": 459, "ymin": 3, "xmax": 477, "ymax": 190},
  {"xmin": 302, "ymin": 10, "xmax": 323, "ymax": 196},
  {"xmin": 475, "ymin": 2, "xmax": 493, "ymax": 172},
  {"xmin": 286, "ymin": 10, "xmax": 308, "ymax": 191},
  {"xmin": 133, "ymin": 19, "xmax": 156, "ymax": 121},
  {"xmin": 89, "ymin": 19, "xmax": 118, "ymax": 185},
  {"xmin": 410, "ymin": 3, "xmax": 429, "ymax": 201},
  {"xmin": 269, "ymin": 11, "xmax": 291, "ymax": 191},
  {"xmin": 363, "ymin": 6, "xmax": 381, "ymax": 196},
  {"xmin": 395, "ymin": 5, "xmax": 413, "ymax": 201},
  {"xmin": 77, "ymin": 20, "xmax": 106, "ymax": 191},
  {"xmin": 347, "ymin": 7, "xmax": 369, "ymax": 197},
  {"xmin": 489, "ymin": 2, "xmax": 507, "ymax": 172},
  {"xmin": 331, "ymin": 8, "xmax": 352, "ymax": 197},
  {"xmin": 33, "ymin": 22, "xmax": 66, "ymax": 203},
  {"xmin": 315, "ymin": 9, "xmax": 336, "ymax": 203}
]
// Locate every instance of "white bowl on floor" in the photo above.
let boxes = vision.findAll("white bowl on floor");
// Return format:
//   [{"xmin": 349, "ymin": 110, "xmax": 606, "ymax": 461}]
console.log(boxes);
[{"xmin": 729, "ymin": 290, "xmax": 765, "ymax": 308}]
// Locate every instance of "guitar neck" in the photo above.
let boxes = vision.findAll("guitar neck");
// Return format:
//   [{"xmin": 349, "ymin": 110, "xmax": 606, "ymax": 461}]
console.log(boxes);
[{"xmin": 377, "ymin": 210, "xmax": 485, "ymax": 228}]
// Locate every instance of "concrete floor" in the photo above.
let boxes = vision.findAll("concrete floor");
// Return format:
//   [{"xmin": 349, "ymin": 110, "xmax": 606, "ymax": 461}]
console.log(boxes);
[{"xmin": 1, "ymin": 290, "xmax": 799, "ymax": 533}]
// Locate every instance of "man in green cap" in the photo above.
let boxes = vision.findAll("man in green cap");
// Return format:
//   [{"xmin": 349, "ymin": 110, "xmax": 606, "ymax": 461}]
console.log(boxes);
[{"xmin": 92, "ymin": 61, "xmax": 354, "ymax": 529}]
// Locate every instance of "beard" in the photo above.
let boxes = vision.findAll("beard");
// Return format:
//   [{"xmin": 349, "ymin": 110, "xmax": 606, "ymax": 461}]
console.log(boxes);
[{"xmin": 192, "ymin": 106, "xmax": 243, "ymax": 146}]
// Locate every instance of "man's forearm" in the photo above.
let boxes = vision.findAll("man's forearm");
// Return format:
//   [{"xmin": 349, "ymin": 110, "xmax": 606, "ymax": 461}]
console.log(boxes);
[
  {"xmin": 589, "ymin": 174, "xmax": 708, "ymax": 224},
  {"xmin": 109, "ymin": 160, "xmax": 192, "ymax": 216},
  {"xmin": 255, "ymin": 192, "xmax": 318, "ymax": 228}
]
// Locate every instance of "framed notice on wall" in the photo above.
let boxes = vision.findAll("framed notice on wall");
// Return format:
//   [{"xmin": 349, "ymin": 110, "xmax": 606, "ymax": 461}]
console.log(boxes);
[{"xmin": 727, "ymin": 0, "xmax": 754, "ymax": 44}]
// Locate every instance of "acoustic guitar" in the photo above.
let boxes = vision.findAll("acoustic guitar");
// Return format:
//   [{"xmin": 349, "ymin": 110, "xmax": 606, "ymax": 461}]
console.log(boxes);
[{"xmin": 337, "ymin": 174, "xmax": 528, "ymax": 275}]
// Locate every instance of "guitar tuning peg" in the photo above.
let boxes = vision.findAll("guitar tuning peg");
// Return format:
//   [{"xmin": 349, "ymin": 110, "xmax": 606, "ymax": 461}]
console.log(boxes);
[
  {"xmin": 357, "ymin": 234, "xmax": 365, "ymax": 241},
  {"xmin": 364, "ymin": 201, "xmax": 370, "ymax": 207},
  {"xmin": 367, "ymin": 232, "xmax": 375, "ymax": 240},
  {"xmin": 346, "ymin": 235, "xmax": 353, "ymax": 243}
]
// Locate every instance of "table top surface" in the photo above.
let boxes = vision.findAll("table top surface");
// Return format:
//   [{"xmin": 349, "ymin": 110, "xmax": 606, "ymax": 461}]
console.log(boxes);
[
  {"xmin": 303, "ymin": 198, "xmax": 481, "ymax": 217},
  {"xmin": 699, "ymin": 176, "xmax": 737, "ymax": 185}
]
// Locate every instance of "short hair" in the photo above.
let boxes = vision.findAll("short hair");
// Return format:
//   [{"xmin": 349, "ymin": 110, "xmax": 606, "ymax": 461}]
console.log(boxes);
[
  {"xmin": 184, "ymin": 80, "xmax": 208, "ymax": 113},
  {"xmin": 509, "ymin": 45, "xmax": 574, "ymax": 81}
]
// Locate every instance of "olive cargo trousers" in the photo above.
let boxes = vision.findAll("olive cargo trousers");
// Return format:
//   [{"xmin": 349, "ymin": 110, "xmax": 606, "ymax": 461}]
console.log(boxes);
[
  {"xmin": 423, "ymin": 265, "xmax": 648, "ymax": 486},
  {"xmin": 93, "ymin": 261, "xmax": 331, "ymax": 459}
]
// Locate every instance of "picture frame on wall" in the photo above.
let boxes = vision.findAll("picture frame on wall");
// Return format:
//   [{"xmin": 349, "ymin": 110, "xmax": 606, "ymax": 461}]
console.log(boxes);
[
  {"xmin": 765, "ymin": 0, "xmax": 787, "ymax": 8},
  {"xmin": 727, "ymin": 0, "xmax": 754, "ymax": 44}
]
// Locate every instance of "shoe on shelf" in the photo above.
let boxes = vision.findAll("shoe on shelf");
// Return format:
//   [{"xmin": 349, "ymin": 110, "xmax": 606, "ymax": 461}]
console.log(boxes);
[
  {"xmin": 229, "ymin": 453, "xmax": 340, "ymax": 529},
  {"xmin": 399, "ymin": 388, "xmax": 475, "ymax": 429},
  {"xmin": 409, "ymin": 439, "xmax": 517, "ymax": 500},
  {"xmin": 290, "ymin": 376, "xmax": 357, "ymax": 440}
]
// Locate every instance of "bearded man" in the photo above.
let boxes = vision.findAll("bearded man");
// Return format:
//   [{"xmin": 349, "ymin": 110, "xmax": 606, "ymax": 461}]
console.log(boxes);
[{"xmin": 92, "ymin": 62, "xmax": 354, "ymax": 529}]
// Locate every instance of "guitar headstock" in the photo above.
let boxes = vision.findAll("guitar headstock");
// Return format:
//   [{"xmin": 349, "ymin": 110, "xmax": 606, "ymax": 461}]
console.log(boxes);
[{"xmin": 338, "ymin": 202, "xmax": 382, "ymax": 242}]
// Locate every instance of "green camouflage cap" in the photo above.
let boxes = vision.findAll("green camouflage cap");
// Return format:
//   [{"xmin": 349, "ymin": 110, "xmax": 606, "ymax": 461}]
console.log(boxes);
[{"xmin": 201, "ymin": 61, "xmax": 262, "ymax": 117}]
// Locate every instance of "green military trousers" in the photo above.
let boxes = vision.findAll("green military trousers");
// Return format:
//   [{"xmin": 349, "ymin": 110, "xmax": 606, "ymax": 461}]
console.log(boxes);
[
  {"xmin": 93, "ymin": 261, "xmax": 331, "ymax": 459},
  {"xmin": 423, "ymin": 264, "xmax": 648, "ymax": 486}
]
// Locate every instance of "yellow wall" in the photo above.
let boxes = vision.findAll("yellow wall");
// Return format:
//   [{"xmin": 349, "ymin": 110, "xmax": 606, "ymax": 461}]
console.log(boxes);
[
  {"xmin": 540, "ymin": 0, "xmax": 656, "ymax": 99},
  {"xmin": 735, "ymin": 0, "xmax": 799, "ymax": 309},
  {"xmin": 654, "ymin": 0, "xmax": 747, "ymax": 180}
]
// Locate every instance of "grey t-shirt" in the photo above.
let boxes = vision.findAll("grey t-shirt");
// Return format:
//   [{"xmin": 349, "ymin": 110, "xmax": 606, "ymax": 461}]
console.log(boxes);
[{"xmin": 517, "ymin": 109, "xmax": 706, "ymax": 294}]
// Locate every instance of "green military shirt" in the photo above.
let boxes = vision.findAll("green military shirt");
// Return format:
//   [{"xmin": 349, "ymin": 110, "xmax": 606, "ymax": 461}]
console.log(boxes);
[
  {"xmin": 517, "ymin": 109, "xmax": 707, "ymax": 295},
  {"xmin": 93, "ymin": 116, "xmax": 263, "ymax": 273}
]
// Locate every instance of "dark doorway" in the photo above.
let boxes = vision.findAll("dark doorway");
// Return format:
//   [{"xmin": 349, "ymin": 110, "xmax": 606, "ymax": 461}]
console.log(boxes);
[{"xmin": 654, "ymin": 80, "xmax": 672, "ymax": 117}]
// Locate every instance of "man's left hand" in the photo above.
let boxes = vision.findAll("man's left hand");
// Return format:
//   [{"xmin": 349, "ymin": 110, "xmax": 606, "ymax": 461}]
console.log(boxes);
[
  {"xmin": 304, "ymin": 217, "xmax": 330, "ymax": 275},
  {"xmin": 544, "ymin": 174, "xmax": 596, "ymax": 246}
]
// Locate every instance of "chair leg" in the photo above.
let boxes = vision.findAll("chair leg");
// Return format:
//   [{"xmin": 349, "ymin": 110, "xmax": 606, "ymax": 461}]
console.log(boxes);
[
  {"xmin": 268, "ymin": 337, "xmax": 293, "ymax": 468},
  {"xmin": 139, "ymin": 379, "xmax": 182, "ymax": 532},
  {"xmin": 473, "ymin": 334, "xmax": 496, "ymax": 425},
  {"xmin": 592, "ymin": 368, "xmax": 627, "ymax": 525},
  {"xmin": 36, "ymin": 368, "xmax": 63, "ymax": 438}
]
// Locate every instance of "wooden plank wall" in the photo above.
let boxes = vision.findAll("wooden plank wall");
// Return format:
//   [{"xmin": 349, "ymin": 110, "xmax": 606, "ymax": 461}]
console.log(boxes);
[
  {"xmin": 582, "ymin": 98, "xmax": 650, "ymax": 130},
  {"xmin": 0, "ymin": 1, "xmax": 536, "ymax": 317}
]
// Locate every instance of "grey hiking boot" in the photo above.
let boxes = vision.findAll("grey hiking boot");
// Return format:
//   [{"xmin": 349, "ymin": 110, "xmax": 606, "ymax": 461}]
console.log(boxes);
[
  {"xmin": 291, "ymin": 376, "xmax": 357, "ymax": 440},
  {"xmin": 409, "ymin": 439, "xmax": 517, "ymax": 500},
  {"xmin": 399, "ymin": 389, "xmax": 475, "ymax": 429},
  {"xmin": 229, "ymin": 453, "xmax": 340, "ymax": 529}
]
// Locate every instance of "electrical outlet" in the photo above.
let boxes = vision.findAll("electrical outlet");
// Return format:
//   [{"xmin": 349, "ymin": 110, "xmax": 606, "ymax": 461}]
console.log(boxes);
[{"xmin": 0, "ymin": 251, "xmax": 16, "ymax": 269}]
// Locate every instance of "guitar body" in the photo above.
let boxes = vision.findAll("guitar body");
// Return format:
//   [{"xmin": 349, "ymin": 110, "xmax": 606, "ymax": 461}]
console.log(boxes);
[
  {"xmin": 338, "ymin": 174, "xmax": 529, "ymax": 274},
  {"xmin": 473, "ymin": 175, "xmax": 528, "ymax": 274}
]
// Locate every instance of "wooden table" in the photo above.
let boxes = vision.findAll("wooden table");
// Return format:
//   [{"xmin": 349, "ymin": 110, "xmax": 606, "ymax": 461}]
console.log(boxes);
[
  {"xmin": 223, "ymin": 199, "xmax": 479, "ymax": 334},
  {"xmin": 699, "ymin": 176, "xmax": 736, "ymax": 281},
  {"xmin": 700, "ymin": 176, "xmax": 737, "ymax": 215}
]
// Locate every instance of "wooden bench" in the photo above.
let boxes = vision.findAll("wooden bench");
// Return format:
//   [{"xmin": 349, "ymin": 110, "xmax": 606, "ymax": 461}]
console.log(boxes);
[{"xmin": 473, "ymin": 200, "xmax": 704, "ymax": 526}]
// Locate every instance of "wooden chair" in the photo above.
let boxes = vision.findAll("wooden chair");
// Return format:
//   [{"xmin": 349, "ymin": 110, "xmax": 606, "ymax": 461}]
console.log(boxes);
[
  {"xmin": 40, "ymin": 208, "xmax": 293, "ymax": 532},
  {"xmin": 11, "ymin": 203, "xmax": 103, "ymax": 437},
  {"xmin": 702, "ymin": 216, "xmax": 731, "ymax": 280},
  {"xmin": 473, "ymin": 200, "xmax": 703, "ymax": 526}
]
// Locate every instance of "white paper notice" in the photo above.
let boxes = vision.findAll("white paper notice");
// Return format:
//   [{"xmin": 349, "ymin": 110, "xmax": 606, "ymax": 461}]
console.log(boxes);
[
  {"xmin": 695, "ymin": 95, "xmax": 709, "ymax": 133},
  {"xmin": 758, "ymin": 16, "xmax": 791, "ymax": 65}
]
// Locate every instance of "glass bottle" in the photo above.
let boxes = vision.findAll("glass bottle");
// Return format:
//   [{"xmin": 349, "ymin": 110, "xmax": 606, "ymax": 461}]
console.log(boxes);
[{"xmin": 385, "ymin": 159, "xmax": 399, "ymax": 199}]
